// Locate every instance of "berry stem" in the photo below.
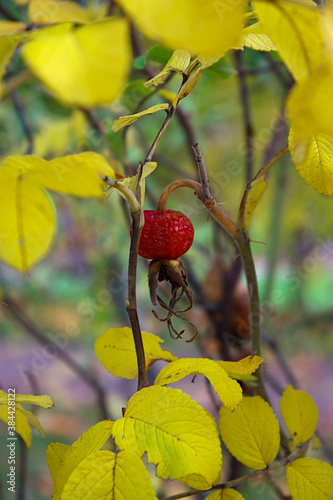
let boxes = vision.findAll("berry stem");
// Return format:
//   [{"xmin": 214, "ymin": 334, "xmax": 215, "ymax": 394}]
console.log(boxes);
[{"xmin": 157, "ymin": 179, "xmax": 238, "ymax": 239}]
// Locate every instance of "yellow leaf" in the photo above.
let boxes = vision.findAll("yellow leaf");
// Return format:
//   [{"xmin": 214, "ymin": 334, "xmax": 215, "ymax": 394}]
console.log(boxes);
[
  {"xmin": 22, "ymin": 18, "xmax": 131, "ymax": 107},
  {"xmin": 0, "ymin": 36, "xmax": 22, "ymax": 98},
  {"xmin": 240, "ymin": 22, "xmax": 277, "ymax": 52},
  {"xmin": 219, "ymin": 396, "xmax": 280, "ymax": 469},
  {"xmin": 46, "ymin": 443, "xmax": 71, "ymax": 482},
  {"xmin": 286, "ymin": 458, "xmax": 333, "ymax": 500},
  {"xmin": 0, "ymin": 157, "xmax": 56, "ymax": 273},
  {"xmin": 217, "ymin": 355, "xmax": 263, "ymax": 376},
  {"xmin": 206, "ymin": 488, "xmax": 246, "ymax": 500},
  {"xmin": 50, "ymin": 420, "xmax": 114, "ymax": 498},
  {"xmin": 154, "ymin": 358, "xmax": 242, "ymax": 410},
  {"xmin": 253, "ymin": 0, "xmax": 322, "ymax": 82},
  {"xmin": 0, "ymin": 22, "xmax": 27, "ymax": 36},
  {"xmin": 61, "ymin": 450, "xmax": 158, "ymax": 500},
  {"xmin": 28, "ymin": 0, "xmax": 91, "ymax": 25},
  {"xmin": 117, "ymin": 0, "xmax": 246, "ymax": 56},
  {"xmin": 95, "ymin": 326, "xmax": 177, "ymax": 379},
  {"xmin": 112, "ymin": 386, "xmax": 222, "ymax": 489},
  {"xmin": 287, "ymin": 68, "xmax": 333, "ymax": 141},
  {"xmin": 280, "ymin": 385, "xmax": 318, "ymax": 446},
  {"xmin": 31, "ymin": 152, "xmax": 115, "ymax": 197},
  {"xmin": 243, "ymin": 176, "xmax": 267, "ymax": 231},
  {"xmin": 174, "ymin": 67, "xmax": 201, "ymax": 106},
  {"xmin": 111, "ymin": 103, "xmax": 169, "ymax": 133},
  {"xmin": 0, "ymin": 390, "xmax": 54, "ymax": 447},
  {"xmin": 288, "ymin": 130, "xmax": 333, "ymax": 196},
  {"xmin": 144, "ymin": 49, "xmax": 191, "ymax": 87}
]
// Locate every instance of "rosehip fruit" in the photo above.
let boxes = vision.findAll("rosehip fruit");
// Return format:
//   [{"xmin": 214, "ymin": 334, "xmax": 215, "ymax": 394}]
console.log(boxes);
[{"xmin": 137, "ymin": 210, "xmax": 194, "ymax": 260}]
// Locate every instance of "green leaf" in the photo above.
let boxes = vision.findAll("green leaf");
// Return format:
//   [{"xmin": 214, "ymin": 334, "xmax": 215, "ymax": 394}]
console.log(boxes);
[
  {"xmin": 111, "ymin": 386, "xmax": 222, "ymax": 489},
  {"xmin": 61, "ymin": 450, "xmax": 158, "ymax": 500},
  {"xmin": 133, "ymin": 54, "xmax": 146, "ymax": 69},
  {"xmin": 286, "ymin": 458, "xmax": 333, "ymax": 500},
  {"xmin": 219, "ymin": 396, "xmax": 280, "ymax": 469},
  {"xmin": 154, "ymin": 358, "xmax": 243, "ymax": 410},
  {"xmin": 146, "ymin": 45, "xmax": 174, "ymax": 65},
  {"xmin": 95, "ymin": 326, "xmax": 177, "ymax": 379},
  {"xmin": 280, "ymin": 385, "xmax": 318, "ymax": 446}
]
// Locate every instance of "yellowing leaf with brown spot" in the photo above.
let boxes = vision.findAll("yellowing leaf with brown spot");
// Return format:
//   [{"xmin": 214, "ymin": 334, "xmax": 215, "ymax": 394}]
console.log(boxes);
[
  {"xmin": 49, "ymin": 420, "xmax": 114, "ymax": 498},
  {"xmin": 22, "ymin": 18, "xmax": 131, "ymax": 107},
  {"xmin": 288, "ymin": 130, "xmax": 333, "ymax": 196},
  {"xmin": 28, "ymin": 0, "xmax": 91, "ymax": 24},
  {"xmin": 0, "ymin": 390, "xmax": 53, "ymax": 447},
  {"xmin": 112, "ymin": 386, "xmax": 222, "ymax": 490},
  {"xmin": 95, "ymin": 327, "xmax": 177, "ymax": 379},
  {"xmin": 219, "ymin": 396, "xmax": 280, "ymax": 469},
  {"xmin": 280, "ymin": 385, "xmax": 318, "ymax": 446},
  {"xmin": 286, "ymin": 458, "xmax": 333, "ymax": 500},
  {"xmin": 154, "ymin": 358, "xmax": 242, "ymax": 410},
  {"xmin": 117, "ymin": 0, "xmax": 246, "ymax": 56},
  {"xmin": 61, "ymin": 450, "xmax": 158, "ymax": 500},
  {"xmin": 206, "ymin": 489, "xmax": 246, "ymax": 500},
  {"xmin": 217, "ymin": 355, "xmax": 263, "ymax": 376},
  {"xmin": 253, "ymin": 0, "xmax": 322, "ymax": 82},
  {"xmin": 111, "ymin": 103, "xmax": 169, "ymax": 132}
]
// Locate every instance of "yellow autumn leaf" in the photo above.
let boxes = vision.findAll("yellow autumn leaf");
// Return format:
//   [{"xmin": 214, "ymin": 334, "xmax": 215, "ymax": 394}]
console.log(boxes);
[
  {"xmin": 95, "ymin": 326, "xmax": 177, "ymax": 379},
  {"xmin": 0, "ymin": 35, "xmax": 23, "ymax": 98},
  {"xmin": 217, "ymin": 355, "xmax": 263, "ymax": 375},
  {"xmin": 61, "ymin": 450, "xmax": 158, "ymax": 500},
  {"xmin": 253, "ymin": 0, "xmax": 322, "ymax": 82},
  {"xmin": 0, "ymin": 158, "xmax": 56, "ymax": 273},
  {"xmin": 144, "ymin": 49, "xmax": 191, "ymax": 87},
  {"xmin": 242, "ymin": 176, "xmax": 267, "ymax": 231},
  {"xmin": 240, "ymin": 22, "xmax": 277, "ymax": 52},
  {"xmin": 0, "ymin": 390, "xmax": 54, "ymax": 447},
  {"xmin": 112, "ymin": 386, "xmax": 222, "ymax": 489},
  {"xmin": 174, "ymin": 66, "xmax": 201, "ymax": 106},
  {"xmin": 117, "ymin": 0, "xmax": 245, "ymax": 56},
  {"xmin": 154, "ymin": 358, "xmax": 242, "ymax": 410},
  {"xmin": 219, "ymin": 396, "xmax": 280, "ymax": 469},
  {"xmin": 46, "ymin": 443, "xmax": 70, "ymax": 482},
  {"xmin": 22, "ymin": 18, "xmax": 131, "ymax": 107},
  {"xmin": 0, "ymin": 21, "xmax": 27, "ymax": 36},
  {"xmin": 288, "ymin": 130, "xmax": 333, "ymax": 197},
  {"xmin": 280, "ymin": 385, "xmax": 318, "ymax": 446},
  {"xmin": 206, "ymin": 488, "xmax": 246, "ymax": 500},
  {"xmin": 28, "ymin": 0, "xmax": 92, "ymax": 25},
  {"xmin": 50, "ymin": 420, "xmax": 114, "ymax": 498},
  {"xmin": 31, "ymin": 152, "xmax": 115, "ymax": 197},
  {"xmin": 111, "ymin": 103, "xmax": 169, "ymax": 133},
  {"xmin": 286, "ymin": 458, "xmax": 333, "ymax": 500}
]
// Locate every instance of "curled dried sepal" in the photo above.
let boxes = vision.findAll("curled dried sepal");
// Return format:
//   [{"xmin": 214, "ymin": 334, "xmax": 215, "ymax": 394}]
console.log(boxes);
[{"xmin": 148, "ymin": 259, "xmax": 197, "ymax": 342}]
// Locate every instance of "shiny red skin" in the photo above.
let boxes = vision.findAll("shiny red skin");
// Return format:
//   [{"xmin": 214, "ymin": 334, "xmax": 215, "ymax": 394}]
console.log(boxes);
[{"xmin": 137, "ymin": 210, "xmax": 194, "ymax": 260}]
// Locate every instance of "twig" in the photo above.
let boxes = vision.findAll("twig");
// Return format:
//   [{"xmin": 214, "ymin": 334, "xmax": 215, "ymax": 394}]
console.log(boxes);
[
  {"xmin": 11, "ymin": 92, "xmax": 34, "ymax": 155},
  {"xmin": 192, "ymin": 143, "xmax": 210, "ymax": 199},
  {"xmin": 162, "ymin": 443, "xmax": 307, "ymax": 500},
  {"xmin": 17, "ymin": 438, "xmax": 27, "ymax": 500},
  {"xmin": 144, "ymin": 106, "xmax": 177, "ymax": 163},
  {"xmin": 234, "ymin": 51, "xmax": 254, "ymax": 182},
  {"xmin": 2, "ymin": 295, "xmax": 109, "ymax": 420}
]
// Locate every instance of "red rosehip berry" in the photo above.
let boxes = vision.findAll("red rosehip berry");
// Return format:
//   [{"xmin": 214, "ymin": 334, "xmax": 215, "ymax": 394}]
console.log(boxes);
[{"xmin": 136, "ymin": 210, "xmax": 194, "ymax": 260}]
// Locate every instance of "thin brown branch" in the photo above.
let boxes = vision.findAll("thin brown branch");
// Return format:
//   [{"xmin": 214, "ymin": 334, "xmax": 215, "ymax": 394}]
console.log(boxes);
[
  {"xmin": 2, "ymin": 295, "xmax": 109, "ymax": 421},
  {"xmin": 12, "ymin": 92, "xmax": 34, "ymax": 155},
  {"xmin": 234, "ymin": 51, "xmax": 255, "ymax": 182}
]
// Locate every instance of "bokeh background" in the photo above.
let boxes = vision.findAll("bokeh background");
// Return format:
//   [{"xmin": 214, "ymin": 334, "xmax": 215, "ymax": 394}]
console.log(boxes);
[{"xmin": 1, "ymin": 2, "xmax": 332, "ymax": 499}]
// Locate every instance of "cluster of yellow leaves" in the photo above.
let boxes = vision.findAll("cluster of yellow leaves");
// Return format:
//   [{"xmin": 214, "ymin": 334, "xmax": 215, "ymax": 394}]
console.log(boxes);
[
  {"xmin": 0, "ymin": 2, "xmax": 131, "ymax": 106},
  {"xmin": 0, "ymin": 152, "xmax": 115, "ymax": 272},
  {"xmin": 253, "ymin": 0, "xmax": 333, "ymax": 196},
  {"xmin": 0, "ymin": 390, "xmax": 53, "ymax": 446}
]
